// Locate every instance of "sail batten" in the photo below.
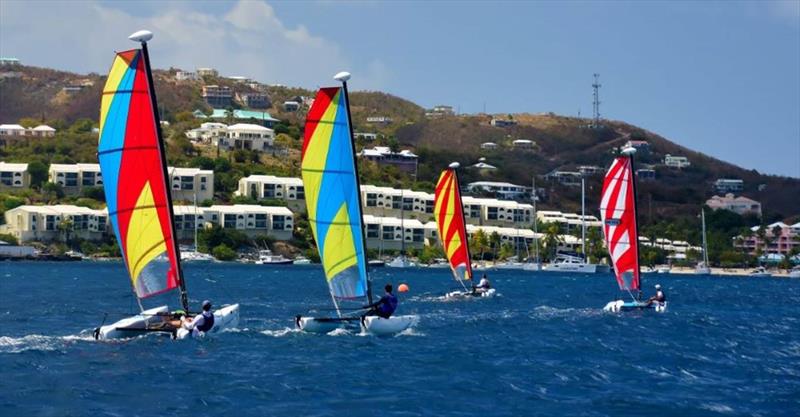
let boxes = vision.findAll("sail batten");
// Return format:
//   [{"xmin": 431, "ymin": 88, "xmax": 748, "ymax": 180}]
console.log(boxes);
[
  {"xmin": 302, "ymin": 87, "xmax": 368, "ymax": 299},
  {"xmin": 600, "ymin": 156, "xmax": 640, "ymax": 291},
  {"xmin": 434, "ymin": 168, "xmax": 473, "ymax": 282},
  {"xmin": 99, "ymin": 48, "xmax": 181, "ymax": 299}
]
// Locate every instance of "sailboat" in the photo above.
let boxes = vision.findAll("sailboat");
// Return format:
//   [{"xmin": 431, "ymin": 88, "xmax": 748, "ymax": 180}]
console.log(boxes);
[
  {"xmin": 523, "ymin": 176, "xmax": 542, "ymax": 271},
  {"xmin": 695, "ymin": 209, "xmax": 711, "ymax": 274},
  {"xmin": 295, "ymin": 72, "xmax": 416, "ymax": 335},
  {"xmin": 180, "ymin": 193, "xmax": 215, "ymax": 263},
  {"xmin": 600, "ymin": 146, "xmax": 666, "ymax": 313},
  {"xmin": 435, "ymin": 163, "xmax": 496, "ymax": 298},
  {"xmin": 387, "ymin": 189, "xmax": 416, "ymax": 268},
  {"xmin": 94, "ymin": 30, "xmax": 239, "ymax": 339},
  {"xmin": 544, "ymin": 176, "xmax": 598, "ymax": 273}
]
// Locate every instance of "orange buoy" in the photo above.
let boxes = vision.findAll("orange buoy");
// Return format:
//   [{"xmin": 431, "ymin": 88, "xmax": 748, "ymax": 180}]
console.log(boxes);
[{"xmin": 398, "ymin": 283, "xmax": 409, "ymax": 293}]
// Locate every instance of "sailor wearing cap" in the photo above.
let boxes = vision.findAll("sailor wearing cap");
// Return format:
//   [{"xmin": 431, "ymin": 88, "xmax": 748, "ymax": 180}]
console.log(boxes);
[
  {"xmin": 646, "ymin": 284, "xmax": 666, "ymax": 307},
  {"xmin": 182, "ymin": 300, "xmax": 215, "ymax": 336}
]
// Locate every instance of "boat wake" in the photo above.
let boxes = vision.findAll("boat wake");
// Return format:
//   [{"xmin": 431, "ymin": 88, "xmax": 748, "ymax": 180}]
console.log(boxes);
[
  {"xmin": 0, "ymin": 334, "xmax": 95, "ymax": 354},
  {"xmin": 260, "ymin": 327, "xmax": 302, "ymax": 337}
]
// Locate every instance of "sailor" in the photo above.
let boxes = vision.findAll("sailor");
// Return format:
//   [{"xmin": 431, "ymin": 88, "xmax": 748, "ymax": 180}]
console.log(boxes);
[
  {"xmin": 472, "ymin": 274, "xmax": 492, "ymax": 294},
  {"xmin": 363, "ymin": 284, "xmax": 398, "ymax": 319},
  {"xmin": 182, "ymin": 300, "xmax": 215, "ymax": 336},
  {"xmin": 646, "ymin": 284, "xmax": 666, "ymax": 306}
]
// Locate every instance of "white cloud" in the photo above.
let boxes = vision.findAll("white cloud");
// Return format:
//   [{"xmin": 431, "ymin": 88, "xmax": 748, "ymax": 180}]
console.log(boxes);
[{"xmin": 0, "ymin": 0, "xmax": 388, "ymax": 89}]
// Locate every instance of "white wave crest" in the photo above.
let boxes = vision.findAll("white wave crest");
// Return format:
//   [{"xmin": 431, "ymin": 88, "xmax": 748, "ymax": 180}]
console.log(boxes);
[
  {"xmin": 0, "ymin": 334, "xmax": 93, "ymax": 354},
  {"xmin": 260, "ymin": 327, "xmax": 301, "ymax": 337}
]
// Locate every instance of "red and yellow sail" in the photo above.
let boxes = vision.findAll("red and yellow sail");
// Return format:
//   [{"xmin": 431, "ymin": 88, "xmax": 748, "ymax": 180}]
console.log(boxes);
[
  {"xmin": 98, "ymin": 49, "xmax": 180, "ymax": 298},
  {"xmin": 434, "ymin": 167, "xmax": 473, "ymax": 281}
]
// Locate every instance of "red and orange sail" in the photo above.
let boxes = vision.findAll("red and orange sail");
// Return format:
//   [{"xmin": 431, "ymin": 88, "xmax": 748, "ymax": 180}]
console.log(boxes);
[
  {"xmin": 434, "ymin": 167, "xmax": 473, "ymax": 282},
  {"xmin": 98, "ymin": 49, "xmax": 180, "ymax": 298},
  {"xmin": 600, "ymin": 155, "xmax": 640, "ymax": 291}
]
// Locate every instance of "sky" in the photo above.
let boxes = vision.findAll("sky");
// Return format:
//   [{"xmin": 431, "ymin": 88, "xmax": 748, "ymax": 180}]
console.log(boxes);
[{"xmin": 1, "ymin": 0, "xmax": 798, "ymax": 177}]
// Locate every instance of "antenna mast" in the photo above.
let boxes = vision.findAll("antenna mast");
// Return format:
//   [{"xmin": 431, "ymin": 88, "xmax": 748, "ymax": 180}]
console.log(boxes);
[{"xmin": 592, "ymin": 73, "xmax": 602, "ymax": 129}]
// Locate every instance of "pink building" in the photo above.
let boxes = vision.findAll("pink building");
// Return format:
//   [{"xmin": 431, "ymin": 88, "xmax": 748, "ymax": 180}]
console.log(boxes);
[
  {"xmin": 706, "ymin": 193, "xmax": 762, "ymax": 217},
  {"xmin": 734, "ymin": 222, "xmax": 800, "ymax": 255}
]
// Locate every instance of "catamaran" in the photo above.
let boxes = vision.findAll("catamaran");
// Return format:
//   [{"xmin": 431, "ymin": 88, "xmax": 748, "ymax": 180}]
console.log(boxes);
[
  {"xmin": 294, "ymin": 72, "xmax": 416, "ymax": 335},
  {"xmin": 94, "ymin": 30, "xmax": 239, "ymax": 340},
  {"xmin": 435, "ymin": 163, "xmax": 495, "ymax": 298},
  {"xmin": 600, "ymin": 146, "xmax": 666, "ymax": 313},
  {"xmin": 695, "ymin": 209, "xmax": 711, "ymax": 274}
]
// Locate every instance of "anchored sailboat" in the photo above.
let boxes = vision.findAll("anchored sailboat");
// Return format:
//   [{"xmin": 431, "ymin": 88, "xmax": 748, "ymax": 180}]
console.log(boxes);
[
  {"xmin": 695, "ymin": 209, "xmax": 711, "ymax": 274},
  {"xmin": 94, "ymin": 30, "xmax": 239, "ymax": 339},
  {"xmin": 295, "ymin": 72, "xmax": 416, "ymax": 335},
  {"xmin": 435, "ymin": 163, "xmax": 495, "ymax": 298},
  {"xmin": 600, "ymin": 146, "xmax": 665, "ymax": 313}
]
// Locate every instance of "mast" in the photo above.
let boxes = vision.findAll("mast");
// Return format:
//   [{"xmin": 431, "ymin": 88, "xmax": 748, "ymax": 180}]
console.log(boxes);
[
  {"xmin": 532, "ymin": 176, "xmax": 540, "ymax": 265},
  {"xmin": 400, "ymin": 189, "xmax": 406, "ymax": 261},
  {"xmin": 581, "ymin": 175, "xmax": 586, "ymax": 263},
  {"xmin": 336, "ymin": 72, "xmax": 373, "ymax": 304},
  {"xmin": 133, "ymin": 30, "xmax": 189, "ymax": 312},
  {"xmin": 701, "ymin": 209, "xmax": 709, "ymax": 265},
  {"xmin": 452, "ymin": 163, "xmax": 473, "ymax": 272},
  {"xmin": 622, "ymin": 146, "xmax": 643, "ymax": 299}
]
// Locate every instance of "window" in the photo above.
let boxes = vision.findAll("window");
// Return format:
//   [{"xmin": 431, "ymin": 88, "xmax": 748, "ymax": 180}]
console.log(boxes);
[
  {"xmin": 412, "ymin": 229, "xmax": 424, "ymax": 242},
  {"xmin": 367, "ymin": 224, "xmax": 379, "ymax": 238},
  {"xmin": 272, "ymin": 215, "xmax": 285, "ymax": 230},
  {"xmin": 45, "ymin": 215, "xmax": 56, "ymax": 231},
  {"xmin": 296, "ymin": 186, "xmax": 305, "ymax": 200},
  {"xmin": 82, "ymin": 172, "xmax": 96, "ymax": 186},
  {"xmin": 0, "ymin": 172, "xmax": 12, "ymax": 186},
  {"xmin": 180, "ymin": 176, "xmax": 194, "ymax": 190},
  {"xmin": 366, "ymin": 193, "xmax": 378, "ymax": 207},
  {"xmin": 183, "ymin": 214, "xmax": 195, "ymax": 230},
  {"xmin": 255, "ymin": 214, "xmax": 267, "ymax": 229},
  {"xmin": 263, "ymin": 183, "xmax": 276, "ymax": 198},
  {"xmin": 382, "ymin": 225, "xmax": 395, "ymax": 240},
  {"xmin": 223, "ymin": 214, "xmax": 236, "ymax": 228},
  {"xmin": 391, "ymin": 196, "xmax": 401, "ymax": 209},
  {"xmin": 64, "ymin": 172, "xmax": 78, "ymax": 187},
  {"xmin": 487, "ymin": 207, "xmax": 498, "ymax": 220}
]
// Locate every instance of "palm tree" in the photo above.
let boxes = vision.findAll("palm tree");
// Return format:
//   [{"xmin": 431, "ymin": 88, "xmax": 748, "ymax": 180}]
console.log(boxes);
[
  {"xmin": 543, "ymin": 223, "xmax": 562, "ymax": 262},
  {"xmin": 489, "ymin": 231, "xmax": 501, "ymax": 260}
]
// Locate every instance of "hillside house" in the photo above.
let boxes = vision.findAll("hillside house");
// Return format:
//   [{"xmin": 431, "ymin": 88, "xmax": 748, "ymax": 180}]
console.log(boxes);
[
  {"xmin": 283, "ymin": 101, "xmax": 300, "ymax": 112},
  {"xmin": 734, "ymin": 222, "xmax": 800, "ymax": 256},
  {"xmin": 714, "ymin": 178, "xmax": 744, "ymax": 193},
  {"xmin": 235, "ymin": 175, "xmax": 305, "ymax": 210},
  {"xmin": 366, "ymin": 116, "xmax": 393, "ymax": 124},
  {"xmin": 175, "ymin": 71, "xmax": 199, "ymax": 81},
  {"xmin": 0, "ymin": 162, "xmax": 30, "ymax": 189},
  {"xmin": 169, "ymin": 167, "xmax": 214, "ymax": 203},
  {"xmin": 706, "ymin": 193, "xmax": 761, "ymax": 217},
  {"xmin": 216, "ymin": 123, "xmax": 275, "ymax": 151},
  {"xmin": 49, "ymin": 163, "xmax": 102, "ymax": 194},
  {"xmin": 545, "ymin": 170, "xmax": 582, "ymax": 186},
  {"xmin": 490, "ymin": 118, "xmax": 517, "ymax": 128},
  {"xmin": 201, "ymin": 85, "xmax": 233, "ymax": 107},
  {"xmin": 578, "ymin": 165, "xmax": 603, "ymax": 176},
  {"xmin": 359, "ymin": 146, "xmax": 418, "ymax": 174},
  {"xmin": 480, "ymin": 142, "xmax": 498, "ymax": 150},
  {"xmin": 664, "ymin": 154, "xmax": 690, "ymax": 169},
  {"xmin": 0, "ymin": 205, "xmax": 108, "ymax": 243},
  {"xmin": 236, "ymin": 92, "xmax": 270, "ymax": 109},
  {"xmin": 467, "ymin": 181, "xmax": 527, "ymax": 200},
  {"xmin": 472, "ymin": 162, "xmax": 497, "ymax": 170},
  {"xmin": 201, "ymin": 205, "xmax": 294, "ymax": 240},
  {"xmin": 512, "ymin": 139, "xmax": 534, "ymax": 149},
  {"xmin": 425, "ymin": 105, "xmax": 455, "ymax": 118},
  {"xmin": 355, "ymin": 132, "xmax": 378, "ymax": 141},
  {"xmin": 0, "ymin": 124, "xmax": 56, "ymax": 138},
  {"xmin": 636, "ymin": 168, "xmax": 656, "ymax": 180},
  {"xmin": 196, "ymin": 67, "xmax": 218, "ymax": 77}
]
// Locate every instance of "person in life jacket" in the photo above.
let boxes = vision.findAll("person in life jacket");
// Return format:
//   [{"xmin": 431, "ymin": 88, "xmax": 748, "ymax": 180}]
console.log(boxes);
[
  {"xmin": 646, "ymin": 284, "xmax": 666, "ymax": 306},
  {"xmin": 363, "ymin": 284, "xmax": 398, "ymax": 319},
  {"xmin": 472, "ymin": 274, "xmax": 491, "ymax": 294},
  {"xmin": 181, "ymin": 300, "xmax": 215, "ymax": 335}
]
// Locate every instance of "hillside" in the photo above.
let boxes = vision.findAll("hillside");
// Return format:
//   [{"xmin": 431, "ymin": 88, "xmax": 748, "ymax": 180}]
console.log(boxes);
[{"xmin": 1, "ymin": 64, "xmax": 798, "ymax": 227}]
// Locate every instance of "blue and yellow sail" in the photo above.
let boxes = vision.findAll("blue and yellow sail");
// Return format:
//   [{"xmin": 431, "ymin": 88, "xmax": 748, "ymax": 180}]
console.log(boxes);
[
  {"xmin": 98, "ymin": 49, "xmax": 180, "ymax": 298},
  {"xmin": 302, "ymin": 87, "xmax": 367, "ymax": 299}
]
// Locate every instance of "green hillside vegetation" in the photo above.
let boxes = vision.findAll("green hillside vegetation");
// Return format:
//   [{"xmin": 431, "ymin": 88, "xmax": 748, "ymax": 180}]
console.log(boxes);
[{"xmin": 1, "ymin": 64, "xmax": 798, "ymax": 265}]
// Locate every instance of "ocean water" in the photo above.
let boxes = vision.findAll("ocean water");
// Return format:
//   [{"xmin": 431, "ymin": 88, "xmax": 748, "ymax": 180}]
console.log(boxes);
[{"xmin": 1, "ymin": 262, "xmax": 798, "ymax": 417}]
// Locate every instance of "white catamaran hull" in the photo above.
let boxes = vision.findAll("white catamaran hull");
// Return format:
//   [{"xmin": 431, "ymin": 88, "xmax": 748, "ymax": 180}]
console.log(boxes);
[
  {"xmin": 361, "ymin": 315, "xmax": 417, "ymax": 335},
  {"xmin": 96, "ymin": 306, "xmax": 170, "ymax": 340},
  {"xmin": 544, "ymin": 263, "xmax": 597, "ymax": 273},
  {"xmin": 97, "ymin": 304, "xmax": 240, "ymax": 340},
  {"xmin": 445, "ymin": 288, "xmax": 497, "ymax": 299},
  {"xmin": 603, "ymin": 300, "xmax": 666, "ymax": 313},
  {"xmin": 296, "ymin": 316, "xmax": 355, "ymax": 334},
  {"xmin": 175, "ymin": 304, "xmax": 240, "ymax": 340}
]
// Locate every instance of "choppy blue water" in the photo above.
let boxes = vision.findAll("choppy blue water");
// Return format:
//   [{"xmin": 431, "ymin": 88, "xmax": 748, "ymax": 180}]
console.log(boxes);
[{"xmin": 1, "ymin": 262, "xmax": 798, "ymax": 417}]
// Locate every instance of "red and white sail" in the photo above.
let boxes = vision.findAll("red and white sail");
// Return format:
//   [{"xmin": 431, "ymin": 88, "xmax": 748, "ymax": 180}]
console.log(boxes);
[{"xmin": 600, "ymin": 155, "xmax": 640, "ymax": 291}]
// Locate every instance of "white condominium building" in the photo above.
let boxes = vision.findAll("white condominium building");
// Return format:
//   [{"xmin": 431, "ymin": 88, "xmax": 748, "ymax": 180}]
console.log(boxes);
[
  {"xmin": 0, "ymin": 162, "xmax": 30, "ymax": 189},
  {"xmin": 0, "ymin": 205, "xmax": 108, "ymax": 243}
]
